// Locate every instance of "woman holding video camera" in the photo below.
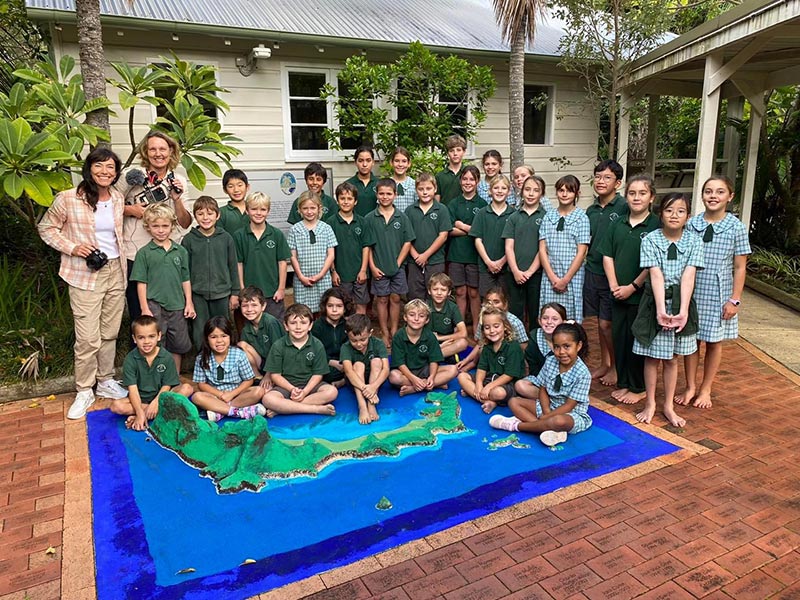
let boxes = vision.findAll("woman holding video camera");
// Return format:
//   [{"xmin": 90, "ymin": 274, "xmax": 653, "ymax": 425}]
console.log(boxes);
[
  {"xmin": 38, "ymin": 147, "xmax": 129, "ymax": 420},
  {"xmin": 117, "ymin": 130, "xmax": 191, "ymax": 320}
]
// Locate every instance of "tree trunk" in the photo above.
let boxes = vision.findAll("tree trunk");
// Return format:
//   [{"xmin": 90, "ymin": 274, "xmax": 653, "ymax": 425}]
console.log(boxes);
[
  {"xmin": 508, "ymin": 22, "xmax": 526, "ymax": 172},
  {"xmin": 75, "ymin": 0, "xmax": 110, "ymax": 140}
]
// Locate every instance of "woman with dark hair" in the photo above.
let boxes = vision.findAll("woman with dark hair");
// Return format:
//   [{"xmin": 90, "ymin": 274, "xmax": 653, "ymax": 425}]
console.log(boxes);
[
  {"xmin": 116, "ymin": 130, "xmax": 192, "ymax": 319},
  {"xmin": 39, "ymin": 147, "xmax": 129, "ymax": 419}
]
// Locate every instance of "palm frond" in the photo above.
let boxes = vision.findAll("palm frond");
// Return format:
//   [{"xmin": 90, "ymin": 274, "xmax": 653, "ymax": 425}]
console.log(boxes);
[{"xmin": 492, "ymin": 0, "xmax": 547, "ymax": 45}]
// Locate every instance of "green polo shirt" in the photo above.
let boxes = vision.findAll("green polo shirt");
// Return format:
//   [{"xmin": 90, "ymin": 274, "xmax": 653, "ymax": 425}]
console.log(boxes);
[
  {"xmin": 265, "ymin": 334, "xmax": 329, "ymax": 387},
  {"xmin": 340, "ymin": 336, "xmax": 388, "ymax": 365},
  {"xmin": 122, "ymin": 346, "xmax": 180, "ymax": 403},
  {"xmin": 448, "ymin": 193, "xmax": 482, "ymax": 264},
  {"xmin": 325, "ymin": 211, "xmax": 373, "ymax": 283},
  {"xmin": 405, "ymin": 201, "xmax": 452, "ymax": 265},
  {"xmin": 435, "ymin": 166, "xmax": 464, "ymax": 206},
  {"xmin": 427, "ymin": 299, "xmax": 464, "ymax": 336},
  {"xmin": 586, "ymin": 192, "xmax": 628, "ymax": 275},
  {"xmin": 469, "ymin": 203, "xmax": 516, "ymax": 273},
  {"xmin": 502, "ymin": 204, "xmax": 547, "ymax": 270},
  {"xmin": 311, "ymin": 318, "xmax": 347, "ymax": 361},
  {"xmin": 240, "ymin": 312, "xmax": 284, "ymax": 363},
  {"xmin": 218, "ymin": 202, "xmax": 250, "ymax": 236},
  {"xmin": 478, "ymin": 339, "xmax": 525, "ymax": 380},
  {"xmin": 233, "ymin": 224, "xmax": 291, "ymax": 297},
  {"xmin": 597, "ymin": 211, "xmax": 661, "ymax": 305},
  {"xmin": 365, "ymin": 208, "xmax": 415, "ymax": 277},
  {"xmin": 287, "ymin": 192, "xmax": 338, "ymax": 225},
  {"xmin": 391, "ymin": 327, "xmax": 444, "ymax": 370},
  {"xmin": 130, "ymin": 241, "xmax": 190, "ymax": 311},
  {"xmin": 346, "ymin": 174, "xmax": 379, "ymax": 217}
]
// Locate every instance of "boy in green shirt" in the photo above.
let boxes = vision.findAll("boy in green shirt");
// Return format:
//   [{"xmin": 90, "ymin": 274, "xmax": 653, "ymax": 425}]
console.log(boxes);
[
  {"xmin": 181, "ymin": 196, "xmax": 240, "ymax": 350},
  {"xmin": 219, "ymin": 169, "xmax": 251, "ymax": 235},
  {"xmin": 130, "ymin": 203, "xmax": 195, "ymax": 372},
  {"xmin": 262, "ymin": 303, "xmax": 338, "ymax": 416},
  {"xmin": 405, "ymin": 173, "xmax": 452, "ymax": 301},
  {"xmin": 388, "ymin": 299, "xmax": 458, "ymax": 396},
  {"xmin": 110, "ymin": 316, "xmax": 193, "ymax": 431},
  {"xmin": 237, "ymin": 286, "xmax": 284, "ymax": 376},
  {"xmin": 325, "ymin": 181, "xmax": 373, "ymax": 314},
  {"xmin": 427, "ymin": 272, "xmax": 468, "ymax": 360},
  {"xmin": 287, "ymin": 162, "xmax": 338, "ymax": 224},
  {"xmin": 233, "ymin": 191, "xmax": 291, "ymax": 321},
  {"xmin": 341, "ymin": 314, "xmax": 390, "ymax": 425},
  {"xmin": 435, "ymin": 134, "xmax": 467, "ymax": 206}
]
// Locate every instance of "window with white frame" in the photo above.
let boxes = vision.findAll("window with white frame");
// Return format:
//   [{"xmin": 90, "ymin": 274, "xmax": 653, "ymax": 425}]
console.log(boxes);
[
  {"xmin": 151, "ymin": 61, "xmax": 221, "ymax": 123},
  {"xmin": 524, "ymin": 84, "xmax": 554, "ymax": 145}
]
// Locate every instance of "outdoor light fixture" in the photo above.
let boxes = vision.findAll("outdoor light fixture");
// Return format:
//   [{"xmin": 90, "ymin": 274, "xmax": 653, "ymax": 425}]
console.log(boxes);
[
  {"xmin": 172, "ymin": 33, "xmax": 180, "ymax": 41},
  {"xmin": 236, "ymin": 44, "xmax": 272, "ymax": 76}
]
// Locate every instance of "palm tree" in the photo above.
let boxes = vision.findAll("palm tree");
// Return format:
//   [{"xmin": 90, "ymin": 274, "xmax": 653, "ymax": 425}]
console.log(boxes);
[
  {"xmin": 492, "ymin": 0, "xmax": 545, "ymax": 172},
  {"xmin": 75, "ymin": 0, "xmax": 110, "ymax": 136}
]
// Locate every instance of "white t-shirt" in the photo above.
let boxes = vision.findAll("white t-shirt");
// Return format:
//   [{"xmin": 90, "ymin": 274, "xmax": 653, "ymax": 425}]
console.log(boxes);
[{"xmin": 94, "ymin": 200, "xmax": 120, "ymax": 259}]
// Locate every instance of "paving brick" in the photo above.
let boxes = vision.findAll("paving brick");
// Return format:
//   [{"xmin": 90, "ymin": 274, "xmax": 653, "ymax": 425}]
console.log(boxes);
[
  {"xmin": 583, "ymin": 573, "xmax": 647, "ymax": 600},
  {"xmin": 585, "ymin": 545, "xmax": 643, "ymax": 580},
  {"xmin": 370, "ymin": 587, "xmax": 411, "ymax": 600},
  {"xmin": 669, "ymin": 536, "xmax": 727, "ymax": 569},
  {"xmin": 306, "ymin": 579, "xmax": 371, "ymax": 600},
  {"xmin": 721, "ymin": 570, "xmax": 783, "ymax": 599},
  {"xmin": 542, "ymin": 540, "xmax": 601, "ymax": 572},
  {"xmin": 626, "ymin": 488, "xmax": 670, "ymax": 513},
  {"xmin": 503, "ymin": 583, "xmax": 555, "ymax": 600},
  {"xmin": 497, "ymin": 557, "xmax": 558, "ymax": 592},
  {"xmin": 665, "ymin": 514, "xmax": 718, "ymax": 542},
  {"xmin": 625, "ymin": 530, "xmax": 683, "ymax": 560},
  {"xmin": 585, "ymin": 523, "xmax": 641, "ymax": 553},
  {"xmin": 549, "ymin": 497, "xmax": 600, "ymax": 522},
  {"xmin": 362, "ymin": 560, "xmax": 426, "ymax": 595},
  {"xmin": 511, "ymin": 511, "xmax": 563, "ymax": 537},
  {"xmin": 707, "ymin": 521, "xmax": 763, "ymax": 551},
  {"xmin": 401, "ymin": 566, "xmax": 466, "ymax": 600},
  {"xmin": 588, "ymin": 502, "xmax": 639, "ymax": 529},
  {"xmin": 415, "ymin": 542, "xmax": 474, "ymax": 576},
  {"xmin": 633, "ymin": 581, "xmax": 695, "ymax": 600},
  {"xmin": 762, "ymin": 550, "xmax": 800, "ymax": 586},
  {"xmin": 702, "ymin": 500, "xmax": 754, "ymax": 526},
  {"xmin": 712, "ymin": 543, "xmax": 773, "ymax": 577},
  {"xmin": 462, "ymin": 525, "xmax": 521, "ymax": 555},
  {"xmin": 503, "ymin": 531, "xmax": 560, "ymax": 563},
  {"xmin": 549, "ymin": 516, "xmax": 601, "ymax": 546},
  {"xmin": 539, "ymin": 565, "xmax": 602, "ymax": 600},
  {"xmin": 625, "ymin": 508, "xmax": 679, "ymax": 536},
  {"xmin": 454, "ymin": 548, "xmax": 515, "ymax": 584},
  {"xmin": 628, "ymin": 553, "xmax": 691, "ymax": 589},
  {"xmin": 752, "ymin": 527, "xmax": 800, "ymax": 558},
  {"xmin": 674, "ymin": 562, "xmax": 736, "ymax": 597},
  {"xmin": 442, "ymin": 575, "xmax": 509, "ymax": 600}
]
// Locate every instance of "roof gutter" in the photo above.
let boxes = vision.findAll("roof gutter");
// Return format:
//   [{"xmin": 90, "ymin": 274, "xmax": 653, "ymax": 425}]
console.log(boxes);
[{"xmin": 26, "ymin": 7, "xmax": 562, "ymax": 63}]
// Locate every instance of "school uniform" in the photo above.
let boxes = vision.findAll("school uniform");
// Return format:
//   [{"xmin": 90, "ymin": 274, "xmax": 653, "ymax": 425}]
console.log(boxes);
[
  {"xmin": 405, "ymin": 201, "xmax": 453, "ymax": 300},
  {"xmin": 502, "ymin": 204, "xmax": 547, "ymax": 326},
  {"xmin": 122, "ymin": 347, "xmax": 180, "ymax": 403},
  {"xmin": 391, "ymin": 327, "xmax": 444, "ymax": 377},
  {"xmin": 447, "ymin": 194, "xmax": 482, "ymax": 289},
  {"xmin": 427, "ymin": 299, "xmax": 464, "ymax": 337},
  {"xmin": 470, "ymin": 203, "xmax": 516, "ymax": 296},
  {"xmin": 365, "ymin": 208, "xmax": 415, "ymax": 296},
  {"xmin": 287, "ymin": 220, "xmax": 337, "ymax": 309},
  {"xmin": 632, "ymin": 230, "xmax": 705, "ymax": 360},
  {"xmin": 584, "ymin": 193, "xmax": 629, "ymax": 320},
  {"xmin": 240, "ymin": 312, "xmax": 284, "ymax": 372},
  {"xmin": 346, "ymin": 174, "xmax": 379, "ymax": 217},
  {"xmin": 687, "ymin": 213, "xmax": 751, "ymax": 343},
  {"xmin": 537, "ymin": 355, "xmax": 592, "ymax": 434},
  {"xmin": 218, "ymin": 203, "xmax": 250, "ymax": 236},
  {"xmin": 233, "ymin": 224, "xmax": 291, "ymax": 320},
  {"xmin": 523, "ymin": 329, "xmax": 553, "ymax": 386},
  {"xmin": 311, "ymin": 318, "xmax": 348, "ymax": 383},
  {"xmin": 538, "ymin": 208, "xmax": 591, "ymax": 323},
  {"xmin": 192, "ymin": 346, "xmax": 254, "ymax": 392},
  {"xmin": 435, "ymin": 166, "xmax": 464, "ymax": 206},
  {"xmin": 477, "ymin": 339, "xmax": 525, "ymax": 400},
  {"xmin": 265, "ymin": 335, "xmax": 329, "ymax": 389},
  {"xmin": 393, "ymin": 177, "xmax": 417, "ymax": 213},
  {"xmin": 325, "ymin": 211, "xmax": 373, "ymax": 305},
  {"xmin": 597, "ymin": 212, "xmax": 660, "ymax": 392},
  {"xmin": 287, "ymin": 192, "xmax": 338, "ymax": 225},
  {"xmin": 340, "ymin": 337, "xmax": 388, "ymax": 379}
]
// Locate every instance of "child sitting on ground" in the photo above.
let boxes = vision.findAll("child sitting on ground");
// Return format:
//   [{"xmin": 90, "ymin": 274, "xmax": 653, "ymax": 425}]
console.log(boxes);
[
  {"xmin": 110, "ymin": 315, "xmax": 193, "ymax": 430},
  {"xmin": 426, "ymin": 272, "xmax": 469, "ymax": 360},
  {"xmin": 517, "ymin": 303, "xmax": 567, "ymax": 399},
  {"xmin": 458, "ymin": 304, "xmax": 525, "ymax": 414},
  {"xmin": 311, "ymin": 287, "xmax": 353, "ymax": 387},
  {"xmin": 494, "ymin": 322, "xmax": 592, "ymax": 447},
  {"xmin": 236, "ymin": 286, "xmax": 284, "ymax": 377},
  {"xmin": 389, "ymin": 299, "xmax": 459, "ymax": 396},
  {"xmin": 341, "ymin": 314, "xmax": 390, "ymax": 424},
  {"xmin": 262, "ymin": 303, "xmax": 338, "ymax": 416}
]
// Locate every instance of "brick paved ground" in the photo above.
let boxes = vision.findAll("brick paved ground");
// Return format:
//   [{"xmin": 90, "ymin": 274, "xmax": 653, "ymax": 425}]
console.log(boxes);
[{"xmin": 2, "ymin": 331, "xmax": 800, "ymax": 599}]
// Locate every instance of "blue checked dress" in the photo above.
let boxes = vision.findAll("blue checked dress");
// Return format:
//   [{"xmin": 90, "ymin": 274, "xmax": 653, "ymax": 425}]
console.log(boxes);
[
  {"xmin": 192, "ymin": 347, "xmax": 255, "ymax": 391},
  {"xmin": 393, "ymin": 176, "xmax": 417, "ymax": 214},
  {"xmin": 288, "ymin": 220, "xmax": 338, "ymax": 309},
  {"xmin": 633, "ymin": 229, "xmax": 705, "ymax": 359},
  {"xmin": 538, "ymin": 208, "xmax": 591, "ymax": 322},
  {"xmin": 537, "ymin": 355, "xmax": 592, "ymax": 434},
  {"xmin": 687, "ymin": 213, "xmax": 751, "ymax": 343}
]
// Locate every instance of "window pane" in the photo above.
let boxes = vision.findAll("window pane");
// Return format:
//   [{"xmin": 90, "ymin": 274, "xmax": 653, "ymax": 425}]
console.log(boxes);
[
  {"xmin": 524, "ymin": 85, "xmax": 549, "ymax": 145},
  {"xmin": 340, "ymin": 126, "xmax": 369, "ymax": 150},
  {"xmin": 290, "ymin": 99, "xmax": 327, "ymax": 124},
  {"xmin": 291, "ymin": 126, "xmax": 329, "ymax": 150},
  {"xmin": 289, "ymin": 72, "xmax": 326, "ymax": 97}
]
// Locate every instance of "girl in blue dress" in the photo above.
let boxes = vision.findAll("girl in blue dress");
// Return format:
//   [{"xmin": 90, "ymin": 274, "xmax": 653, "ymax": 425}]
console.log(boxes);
[
  {"xmin": 677, "ymin": 176, "xmax": 751, "ymax": 409},
  {"xmin": 632, "ymin": 193, "xmax": 704, "ymax": 428},
  {"xmin": 538, "ymin": 175, "xmax": 590, "ymax": 322}
]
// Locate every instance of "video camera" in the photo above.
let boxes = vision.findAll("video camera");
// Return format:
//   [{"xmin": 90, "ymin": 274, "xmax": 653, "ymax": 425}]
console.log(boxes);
[{"xmin": 127, "ymin": 170, "xmax": 183, "ymax": 206}]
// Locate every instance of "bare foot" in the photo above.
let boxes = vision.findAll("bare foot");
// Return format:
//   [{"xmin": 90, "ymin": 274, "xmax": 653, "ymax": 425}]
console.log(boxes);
[
  {"xmin": 438, "ymin": 383, "xmax": 449, "ymax": 390},
  {"xmin": 368, "ymin": 404, "xmax": 379, "ymax": 422},
  {"xmin": 619, "ymin": 391, "xmax": 646, "ymax": 405},
  {"xmin": 591, "ymin": 365, "xmax": 609, "ymax": 380},
  {"xmin": 265, "ymin": 409, "xmax": 277, "ymax": 418},
  {"xmin": 314, "ymin": 404, "xmax": 336, "ymax": 416},
  {"xmin": 399, "ymin": 385, "xmax": 415, "ymax": 396},
  {"xmin": 636, "ymin": 403, "xmax": 656, "ymax": 424},
  {"xmin": 358, "ymin": 407, "xmax": 371, "ymax": 424},
  {"xmin": 674, "ymin": 387, "xmax": 695, "ymax": 406},
  {"xmin": 663, "ymin": 406, "xmax": 686, "ymax": 427},
  {"xmin": 611, "ymin": 388, "xmax": 629, "ymax": 401},
  {"xmin": 382, "ymin": 336, "xmax": 392, "ymax": 351},
  {"xmin": 481, "ymin": 400, "xmax": 497, "ymax": 414},
  {"xmin": 693, "ymin": 390, "xmax": 713, "ymax": 409},
  {"xmin": 599, "ymin": 371, "xmax": 618, "ymax": 387},
  {"xmin": 125, "ymin": 415, "xmax": 135, "ymax": 429}
]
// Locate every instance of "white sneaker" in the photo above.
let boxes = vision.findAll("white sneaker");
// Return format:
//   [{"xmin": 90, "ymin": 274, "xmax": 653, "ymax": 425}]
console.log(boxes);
[
  {"xmin": 540, "ymin": 430, "xmax": 568, "ymax": 447},
  {"xmin": 489, "ymin": 415, "xmax": 521, "ymax": 432},
  {"xmin": 96, "ymin": 379, "xmax": 128, "ymax": 399},
  {"xmin": 68, "ymin": 390, "xmax": 95, "ymax": 420},
  {"xmin": 207, "ymin": 410, "xmax": 224, "ymax": 423}
]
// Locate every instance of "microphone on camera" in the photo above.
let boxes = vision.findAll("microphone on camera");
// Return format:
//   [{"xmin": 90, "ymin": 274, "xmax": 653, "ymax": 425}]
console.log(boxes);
[{"xmin": 125, "ymin": 169, "xmax": 147, "ymax": 187}]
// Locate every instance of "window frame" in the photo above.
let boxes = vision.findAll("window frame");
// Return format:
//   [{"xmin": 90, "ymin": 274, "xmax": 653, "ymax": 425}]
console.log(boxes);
[{"xmin": 523, "ymin": 81, "xmax": 556, "ymax": 147}]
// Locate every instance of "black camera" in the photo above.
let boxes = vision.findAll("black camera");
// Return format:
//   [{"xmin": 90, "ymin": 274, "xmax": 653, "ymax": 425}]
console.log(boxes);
[
  {"xmin": 136, "ymin": 185, "xmax": 168, "ymax": 205},
  {"xmin": 85, "ymin": 249, "xmax": 108, "ymax": 271}
]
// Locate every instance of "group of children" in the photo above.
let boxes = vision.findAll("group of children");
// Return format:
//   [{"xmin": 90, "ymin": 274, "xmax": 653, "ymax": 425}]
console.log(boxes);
[{"xmin": 112, "ymin": 134, "xmax": 751, "ymax": 444}]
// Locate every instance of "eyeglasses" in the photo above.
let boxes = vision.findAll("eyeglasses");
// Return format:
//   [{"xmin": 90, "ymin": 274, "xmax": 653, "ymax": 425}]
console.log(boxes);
[
  {"xmin": 593, "ymin": 174, "xmax": 615, "ymax": 182},
  {"xmin": 309, "ymin": 230, "xmax": 316, "ymax": 245}
]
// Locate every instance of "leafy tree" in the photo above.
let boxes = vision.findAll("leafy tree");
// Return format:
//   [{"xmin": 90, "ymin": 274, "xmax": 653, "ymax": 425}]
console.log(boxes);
[
  {"xmin": 0, "ymin": 0, "xmax": 46, "ymax": 93},
  {"xmin": 492, "ymin": 0, "xmax": 545, "ymax": 172},
  {"xmin": 321, "ymin": 41, "xmax": 496, "ymax": 174}
]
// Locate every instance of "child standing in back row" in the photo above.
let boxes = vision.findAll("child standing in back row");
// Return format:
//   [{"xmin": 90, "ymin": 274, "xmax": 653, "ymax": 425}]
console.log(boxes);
[
  {"xmin": 678, "ymin": 176, "xmax": 750, "ymax": 410},
  {"xmin": 347, "ymin": 146, "xmax": 379, "ymax": 217},
  {"xmin": 391, "ymin": 147, "xmax": 417, "ymax": 213},
  {"xmin": 477, "ymin": 150, "xmax": 503, "ymax": 204},
  {"xmin": 287, "ymin": 162, "xmax": 338, "ymax": 225},
  {"xmin": 219, "ymin": 169, "xmax": 251, "ymax": 235},
  {"xmin": 435, "ymin": 134, "xmax": 466, "ymax": 206},
  {"xmin": 288, "ymin": 191, "xmax": 337, "ymax": 313},
  {"xmin": 539, "ymin": 175, "xmax": 590, "ymax": 323}
]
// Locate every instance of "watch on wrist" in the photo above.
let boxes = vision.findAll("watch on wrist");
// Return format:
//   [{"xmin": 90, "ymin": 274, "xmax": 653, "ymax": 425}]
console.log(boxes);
[
  {"xmin": 631, "ymin": 281, "xmax": 641, "ymax": 292},
  {"xmin": 728, "ymin": 298, "xmax": 741, "ymax": 307}
]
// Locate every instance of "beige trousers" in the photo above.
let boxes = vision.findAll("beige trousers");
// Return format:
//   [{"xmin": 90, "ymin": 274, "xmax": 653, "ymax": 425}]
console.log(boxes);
[{"xmin": 69, "ymin": 259, "xmax": 126, "ymax": 391}]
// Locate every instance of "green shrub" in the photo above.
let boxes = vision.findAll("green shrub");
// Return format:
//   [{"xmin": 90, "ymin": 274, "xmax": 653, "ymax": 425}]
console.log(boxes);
[{"xmin": 747, "ymin": 247, "xmax": 800, "ymax": 296}]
